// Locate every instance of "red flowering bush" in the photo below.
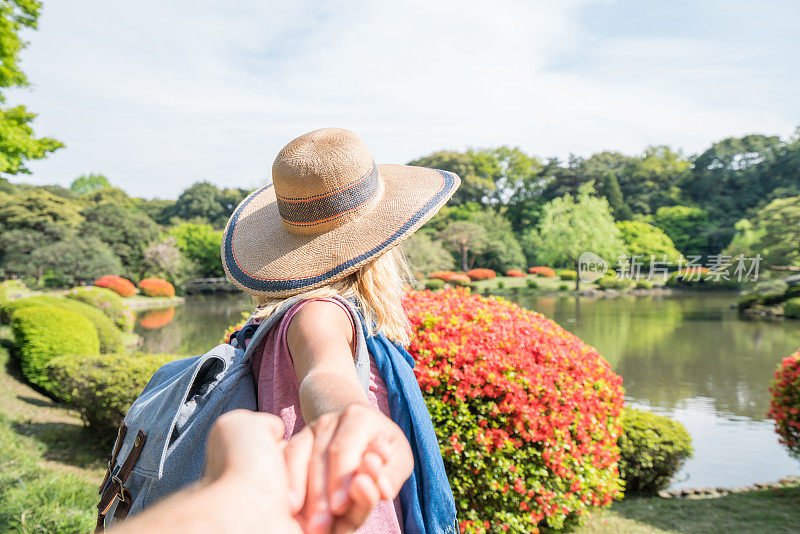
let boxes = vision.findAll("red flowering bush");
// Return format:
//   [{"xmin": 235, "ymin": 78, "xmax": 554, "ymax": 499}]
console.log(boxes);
[
  {"xmin": 430, "ymin": 271, "xmax": 458, "ymax": 282},
  {"xmin": 505, "ymin": 270, "xmax": 526, "ymax": 278},
  {"xmin": 138, "ymin": 307, "xmax": 176, "ymax": 330},
  {"xmin": 768, "ymin": 350, "xmax": 800, "ymax": 459},
  {"xmin": 95, "ymin": 275, "xmax": 137, "ymax": 297},
  {"xmin": 138, "ymin": 278, "xmax": 176, "ymax": 297},
  {"xmin": 467, "ymin": 269, "xmax": 497, "ymax": 281},
  {"xmin": 406, "ymin": 289, "xmax": 624, "ymax": 532},
  {"xmin": 529, "ymin": 267, "xmax": 556, "ymax": 278}
]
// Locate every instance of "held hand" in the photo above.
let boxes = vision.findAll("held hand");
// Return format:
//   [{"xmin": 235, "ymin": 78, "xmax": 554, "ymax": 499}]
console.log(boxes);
[{"xmin": 285, "ymin": 404, "xmax": 413, "ymax": 534}]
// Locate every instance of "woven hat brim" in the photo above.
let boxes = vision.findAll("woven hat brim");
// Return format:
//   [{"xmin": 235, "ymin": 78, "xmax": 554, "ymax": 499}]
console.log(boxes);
[{"xmin": 221, "ymin": 164, "xmax": 460, "ymax": 297}]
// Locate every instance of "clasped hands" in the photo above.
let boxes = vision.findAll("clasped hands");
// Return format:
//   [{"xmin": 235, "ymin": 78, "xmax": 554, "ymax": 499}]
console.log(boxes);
[{"xmin": 203, "ymin": 406, "xmax": 413, "ymax": 534}]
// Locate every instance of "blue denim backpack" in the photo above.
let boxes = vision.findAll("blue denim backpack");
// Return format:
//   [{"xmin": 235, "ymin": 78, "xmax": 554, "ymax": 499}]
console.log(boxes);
[{"xmin": 96, "ymin": 296, "xmax": 371, "ymax": 531}]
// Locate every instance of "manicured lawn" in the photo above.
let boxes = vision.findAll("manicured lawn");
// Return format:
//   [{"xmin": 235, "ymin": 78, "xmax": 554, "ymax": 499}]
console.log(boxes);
[
  {"xmin": 576, "ymin": 486, "xmax": 800, "ymax": 533},
  {"xmin": 0, "ymin": 328, "xmax": 102, "ymax": 533}
]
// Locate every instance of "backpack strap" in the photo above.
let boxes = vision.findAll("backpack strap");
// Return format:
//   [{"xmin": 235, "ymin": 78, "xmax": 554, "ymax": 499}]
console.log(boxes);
[{"xmin": 96, "ymin": 429, "xmax": 147, "ymax": 532}]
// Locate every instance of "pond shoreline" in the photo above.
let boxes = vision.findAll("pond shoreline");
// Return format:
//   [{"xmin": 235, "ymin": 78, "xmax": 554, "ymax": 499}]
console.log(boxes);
[{"xmin": 125, "ymin": 296, "xmax": 185, "ymax": 310}]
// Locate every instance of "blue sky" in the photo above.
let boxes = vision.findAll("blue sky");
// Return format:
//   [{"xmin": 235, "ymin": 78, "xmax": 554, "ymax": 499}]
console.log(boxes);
[{"xmin": 7, "ymin": 0, "xmax": 799, "ymax": 198}]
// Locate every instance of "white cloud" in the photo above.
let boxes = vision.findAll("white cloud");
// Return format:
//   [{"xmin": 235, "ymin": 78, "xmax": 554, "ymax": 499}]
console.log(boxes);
[{"xmin": 6, "ymin": 0, "xmax": 797, "ymax": 198}]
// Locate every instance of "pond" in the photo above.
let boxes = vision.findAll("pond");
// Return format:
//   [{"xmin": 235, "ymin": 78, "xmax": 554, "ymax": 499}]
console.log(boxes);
[{"xmin": 135, "ymin": 292, "xmax": 800, "ymax": 491}]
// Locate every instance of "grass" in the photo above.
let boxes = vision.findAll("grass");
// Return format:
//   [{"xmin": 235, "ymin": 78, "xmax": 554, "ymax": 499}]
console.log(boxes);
[
  {"xmin": 0, "ymin": 328, "xmax": 103, "ymax": 533},
  {"xmin": 575, "ymin": 486, "xmax": 800, "ymax": 533}
]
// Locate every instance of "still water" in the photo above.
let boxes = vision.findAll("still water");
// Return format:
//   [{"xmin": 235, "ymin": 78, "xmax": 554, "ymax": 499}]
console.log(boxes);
[{"xmin": 136, "ymin": 292, "xmax": 800, "ymax": 490}]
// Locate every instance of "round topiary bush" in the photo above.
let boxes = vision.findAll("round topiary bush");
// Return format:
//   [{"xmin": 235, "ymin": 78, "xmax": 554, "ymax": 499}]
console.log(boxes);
[
  {"xmin": 618, "ymin": 409, "xmax": 692, "ymax": 494},
  {"xmin": 11, "ymin": 306, "xmax": 100, "ymax": 393},
  {"xmin": 467, "ymin": 269, "xmax": 496, "ymax": 281},
  {"xmin": 64, "ymin": 286, "xmax": 134, "ymax": 332},
  {"xmin": 768, "ymin": 350, "xmax": 800, "ymax": 459},
  {"xmin": 138, "ymin": 278, "xmax": 176, "ymax": 297},
  {"xmin": 505, "ymin": 269, "xmax": 526, "ymax": 278},
  {"xmin": 635, "ymin": 280, "xmax": 654, "ymax": 290},
  {"xmin": 47, "ymin": 352, "xmax": 179, "ymax": 434},
  {"xmin": 597, "ymin": 276, "xmax": 633, "ymax": 290},
  {"xmin": 94, "ymin": 275, "xmax": 136, "ymax": 298},
  {"xmin": 425, "ymin": 278, "xmax": 446, "ymax": 291},
  {"xmin": 557, "ymin": 270, "xmax": 577, "ymax": 281},
  {"xmin": 448, "ymin": 273, "xmax": 471, "ymax": 287},
  {"xmin": 3, "ymin": 296, "xmax": 123, "ymax": 353},
  {"xmin": 429, "ymin": 271, "xmax": 458, "ymax": 282},
  {"xmin": 529, "ymin": 267, "xmax": 556, "ymax": 278},
  {"xmin": 784, "ymin": 298, "xmax": 800, "ymax": 319},
  {"xmin": 405, "ymin": 288, "xmax": 624, "ymax": 532}
]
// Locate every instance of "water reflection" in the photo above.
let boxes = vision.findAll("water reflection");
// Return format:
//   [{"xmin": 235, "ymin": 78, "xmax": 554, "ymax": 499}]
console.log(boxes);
[
  {"xmin": 136, "ymin": 292, "xmax": 800, "ymax": 488},
  {"xmin": 511, "ymin": 292, "xmax": 800, "ymax": 488},
  {"xmin": 135, "ymin": 294, "xmax": 250, "ymax": 355}
]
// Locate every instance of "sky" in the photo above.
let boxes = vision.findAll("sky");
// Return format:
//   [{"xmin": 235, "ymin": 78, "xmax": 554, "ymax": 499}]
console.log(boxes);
[{"xmin": 7, "ymin": 0, "xmax": 799, "ymax": 199}]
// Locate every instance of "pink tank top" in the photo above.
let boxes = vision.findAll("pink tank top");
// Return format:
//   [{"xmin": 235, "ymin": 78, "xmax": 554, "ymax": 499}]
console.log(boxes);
[{"xmin": 250, "ymin": 298, "xmax": 403, "ymax": 533}]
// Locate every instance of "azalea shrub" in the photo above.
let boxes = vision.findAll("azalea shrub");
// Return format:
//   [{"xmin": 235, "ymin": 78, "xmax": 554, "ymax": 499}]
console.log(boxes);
[
  {"xmin": 505, "ymin": 269, "xmax": 526, "ymax": 277},
  {"xmin": 94, "ymin": 275, "xmax": 136, "ymax": 297},
  {"xmin": 138, "ymin": 307, "xmax": 176, "ymax": 330},
  {"xmin": 64, "ymin": 286, "xmax": 134, "ymax": 332},
  {"xmin": 429, "ymin": 271, "xmax": 458, "ymax": 282},
  {"xmin": 138, "ymin": 278, "xmax": 176, "ymax": 297},
  {"xmin": 467, "ymin": 269, "xmax": 496, "ymax": 281},
  {"xmin": 768, "ymin": 350, "xmax": 800, "ymax": 459},
  {"xmin": 529, "ymin": 267, "xmax": 556, "ymax": 278},
  {"xmin": 405, "ymin": 288, "xmax": 624, "ymax": 532}
]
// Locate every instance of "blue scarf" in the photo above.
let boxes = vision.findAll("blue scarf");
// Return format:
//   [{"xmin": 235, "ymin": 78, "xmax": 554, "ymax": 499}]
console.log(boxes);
[{"xmin": 360, "ymin": 317, "xmax": 459, "ymax": 534}]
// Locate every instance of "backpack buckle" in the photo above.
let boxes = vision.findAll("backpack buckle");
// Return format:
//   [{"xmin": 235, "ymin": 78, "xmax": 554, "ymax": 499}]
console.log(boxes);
[{"xmin": 95, "ymin": 429, "xmax": 147, "ymax": 532}]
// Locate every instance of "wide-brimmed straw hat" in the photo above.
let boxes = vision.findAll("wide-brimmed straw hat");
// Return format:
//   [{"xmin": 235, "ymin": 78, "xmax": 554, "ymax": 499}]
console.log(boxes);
[{"xmin": 221, "ymin": 127, "xmax": 460, "ymax": 297}]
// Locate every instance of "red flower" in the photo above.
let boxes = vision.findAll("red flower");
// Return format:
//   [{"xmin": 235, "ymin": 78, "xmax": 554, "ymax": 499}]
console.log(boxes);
[
  {"xmin": 768, "ymin": 349, "xmax": 800, "ymax": 458},
  {"xmin": 138, "ymin": 277, "xmax": 176, "ymax": 297},
  {"xmin": 95, "ymin": 275, "xmax": 136, "ymax": 297}
]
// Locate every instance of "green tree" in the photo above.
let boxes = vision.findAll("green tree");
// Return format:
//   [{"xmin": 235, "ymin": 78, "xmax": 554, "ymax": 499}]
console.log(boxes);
[
  {"xmin": 748, "ymin": 196, "xmax": 800, "ymax": 268},
  {"xmin": 402, "ymin": 233, "xmax": 454, "ymax": 275},
  {"xmin": 0, "ymin": 2, "xmax": 62, "ymax": 176},
  {"xmin": 530, "ymin": 182, "xmax": 626, "ymax": 289},
  {"xmin": 463, "ymin": 209, "xmax": 526, "ymax": 272},
  {"xmin": 143, "ymin": 235, "xmax": 186, "ymax": 284},
  {"xmin": 620, "ymin": 146, "xmax": 689, "ymax": 214},
  {"xmin": 165, "ymin": 182, "xmax": 248, "ymax": 229},
  {"xmin": 80, "ymin": 202, "xmax": 160, "ymax": 278},
  {"xmin": 437, "ymin": 221, "xmax": 489, "ymax": 271},
  {"xmin": 616, "ymin": 220, "xmax": 683, "ymax": 267},
  {"xmin": 169, "ymin": 222, "xmax": 224, "ymax": 278},
  {"xmin": 0, "ymin": 188, "xmax": 83, "ymax": 238},
  {"xmin": 408, "ymin": 151, "xmax": 494, "ymax": 205},
  {"xmin": 598, "ymin": 172, "xmax": 632, "ymax": 220},
  {"xmin": 70, "ymin": 173, "xmax": 110, "ymax": 195},
  {"xmin": 136, "ymin": 198, "xmax": 176, "ymax": 225},
  {"xmin": 30, "ymin": 236, "xmax": 121, "ymax": 286},
  {"xmin": 652, "ymin": 205, "xmax": 711, "ymax": 257}
]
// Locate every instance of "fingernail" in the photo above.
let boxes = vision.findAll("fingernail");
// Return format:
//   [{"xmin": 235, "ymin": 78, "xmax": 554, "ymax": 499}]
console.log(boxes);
[
  {"xmin": 378, "ymin": 475, "xmax": 393, "ymax": 498},
  {"xmin": 311, "ymin": 511, "xmax": 331, "ymax": 527},
  {"xmin": 331, "ymin": 487, "xmax": 348, "ymax": 510}
]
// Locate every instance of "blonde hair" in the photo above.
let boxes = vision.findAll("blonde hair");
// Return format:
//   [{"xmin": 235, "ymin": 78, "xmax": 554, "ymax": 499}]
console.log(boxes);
[{"xmin": 251, "ymin": 246, "xmax": 412, "ymax": 346}]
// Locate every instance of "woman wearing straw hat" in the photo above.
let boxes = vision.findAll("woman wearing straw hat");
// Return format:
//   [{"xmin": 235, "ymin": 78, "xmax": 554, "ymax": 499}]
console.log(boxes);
[{"xmin": 222, "ymin": 128, "xmax": 460, "ymax": 534}]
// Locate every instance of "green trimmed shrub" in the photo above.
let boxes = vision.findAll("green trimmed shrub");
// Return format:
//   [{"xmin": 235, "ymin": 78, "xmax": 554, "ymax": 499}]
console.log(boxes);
[
  {"xmin": 597, "ymin": 276, "xmax": 633, "ymax": 290},
  {"xmin": 496, "ymin": 280, "xmax": 505, "ymax": 289},
  {"xmin": 785, "ymin": 284, "xmax": 800, "ymax": 300},
  {"xmin": 424, "ymin": 278, "xmax": 445, "ymax": 290},
  {"xmin": 737, "ymin": 293, "xmax": 759, "ymax": 311},
  {"xmin": 47, "ymin": 352, "xmax": 180, "ymax": 434},
  {"xmin": 557, "ymin": 269, "xmax": 577, "ymax": 281},
  {"xmin": 757, "ymin": 280, "xmax": 790, "ymax": 305},
  {"xmin": 558, "ymin": 283, "xmax": 569, "ymax": 291},
  {"xmin": 618, "ymin": 409, "xmax": 693, "ymax": 494},
  {"xmin": 636, "ymin": 280, "xmax": 654, "ymax": 289},
  {"xmin": 3, "ymin": 296, "xmax": 123, "ymax": 353},
  {"xmin": 785, "ymin": 298, "xmax": 800, "ymax": 319},
  {"xmin": 64, "ymin": 286, "xmax": 134, "ymax": 332},
  {"xmin": 526, "ymin": 279, "xmax": 539, "ymax": 289},
  {"xmin": 11, "ymin": 306, "xmax": 100, "ymax": 392}
]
